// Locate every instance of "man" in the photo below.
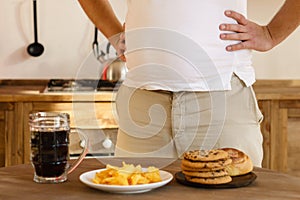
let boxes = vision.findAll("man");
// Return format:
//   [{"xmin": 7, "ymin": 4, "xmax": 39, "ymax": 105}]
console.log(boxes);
[{"xmin": 78, "ymin": 0, "xmax": 300, "ymax": 166}]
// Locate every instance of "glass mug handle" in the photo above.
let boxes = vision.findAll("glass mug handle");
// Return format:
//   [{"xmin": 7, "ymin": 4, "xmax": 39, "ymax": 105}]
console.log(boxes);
[{"xmin": 67, "ymin": 128, "xmax": 89, "ymax": 174}]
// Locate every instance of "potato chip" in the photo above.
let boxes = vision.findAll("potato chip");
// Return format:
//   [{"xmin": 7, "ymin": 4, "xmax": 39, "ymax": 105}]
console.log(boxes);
[{"xmin": 93, "ymin": 162, "xmax": 162, "ymax": 185}]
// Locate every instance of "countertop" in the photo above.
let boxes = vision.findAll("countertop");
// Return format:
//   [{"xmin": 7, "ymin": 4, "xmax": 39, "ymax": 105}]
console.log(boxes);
[
  {"xmin": 253, "ymin": 79, "xmax": 300, "ymax": 100},
  {"xmin": 0, "ymin": 84, "xmax": 115, "ymax": 102},
  {"xmin": 1, "ymin": 79, "xmax": 300, "ymax": 102},
  {"xmin": 0, "ymin": 158, "xmax": 300, "ymax": 200}
]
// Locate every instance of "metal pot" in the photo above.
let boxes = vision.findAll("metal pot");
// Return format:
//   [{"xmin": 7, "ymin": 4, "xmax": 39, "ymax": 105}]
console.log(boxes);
[
  {"xmin": 93, "ymin": 28, "xmax": 127, "ymax": 82},
  {"xmin": 103, "ymin": 58, "xmax": 127, "ymax": 82}
]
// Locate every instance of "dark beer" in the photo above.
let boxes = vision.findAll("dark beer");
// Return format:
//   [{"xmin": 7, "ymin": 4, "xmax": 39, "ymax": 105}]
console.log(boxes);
[{"xmin": 31, "ymin": 130, "xmax": 69, "ymax": 177}]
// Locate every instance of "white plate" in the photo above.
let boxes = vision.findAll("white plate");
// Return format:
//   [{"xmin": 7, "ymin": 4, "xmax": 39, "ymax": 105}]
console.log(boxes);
[{"xmin": 79, "ymin": 168, "xmax": 173, "ymax": 194}]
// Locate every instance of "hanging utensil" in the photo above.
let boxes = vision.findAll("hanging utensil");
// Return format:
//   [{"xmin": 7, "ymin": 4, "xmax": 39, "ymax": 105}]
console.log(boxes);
[
  {"xmin": 102, "ymin": 42, "xmax": 127, "ymax": 82},
  {"xmin": 27, "ymin": 0, "xmax": 44, "ymax": 57},
  {"xmin": 93, "ymin": 27, "xmax": 105, "ymax": 62},
  {"xmin": 92, "ymin": 27, "xmax": 127, "ymax": 82}
]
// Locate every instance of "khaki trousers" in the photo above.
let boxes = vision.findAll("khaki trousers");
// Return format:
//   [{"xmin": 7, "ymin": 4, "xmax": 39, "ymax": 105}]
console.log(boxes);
[{"xmin": 115, "ymin": 75, "xmax": 263, "ymax": 166}]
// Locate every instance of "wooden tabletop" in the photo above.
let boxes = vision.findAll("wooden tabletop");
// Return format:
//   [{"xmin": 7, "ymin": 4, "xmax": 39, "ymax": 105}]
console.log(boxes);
[{"xmin": 0, "ymin": 158, "xmax": 300, "ymax": 200}]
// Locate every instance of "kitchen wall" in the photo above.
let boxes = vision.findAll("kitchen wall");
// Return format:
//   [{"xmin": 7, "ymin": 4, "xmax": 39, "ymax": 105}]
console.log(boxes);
[
  {"xmin": 248, "ymin": 0, "xmax": 300, "ymax": 79},
  {"xmin": 0, "ymin": 0, "xmax": 299, "ymax": 79},
  {"xmin": 0, "ymin": 0, "xmax": 127, "ymax": 79}
]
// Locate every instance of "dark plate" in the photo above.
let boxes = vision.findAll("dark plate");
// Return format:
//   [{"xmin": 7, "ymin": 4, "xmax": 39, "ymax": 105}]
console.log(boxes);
[{"xmin": 175, "ymin": 171, "xmax": 257, "ymax": 189}]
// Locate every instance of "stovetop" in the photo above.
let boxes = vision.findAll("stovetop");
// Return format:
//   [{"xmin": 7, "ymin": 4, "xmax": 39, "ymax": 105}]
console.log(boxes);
[{"xmin": 44, "ymin": 79, "xmax": 119, "ymax": 92}]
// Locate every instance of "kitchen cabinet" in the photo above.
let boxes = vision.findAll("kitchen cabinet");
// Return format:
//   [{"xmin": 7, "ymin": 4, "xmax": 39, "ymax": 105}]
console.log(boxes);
[
  {"xmin": 254, "ymin": 80, "xmax": 300, "ymax": 176},
  {"xmin": 21, "ymin": 101, "xmax": 118, "ymax": 165},
  {"xmin": 0, "ymin": 102, "xmax": 26, "ymax": 167},
  {"xmin": 258, "ymin": 100, "xmax": 300, "ymax": 176},
  {"xmin": 0, "ymin": 85, "xmax": 117, "ymax": 167},
  {"xmin": 2, "ymin": 99, "xmax": 120, "ymax": 166},
  {"xmin": 0, "ymin": 103, "xmax": 15, "ymax": 167}
]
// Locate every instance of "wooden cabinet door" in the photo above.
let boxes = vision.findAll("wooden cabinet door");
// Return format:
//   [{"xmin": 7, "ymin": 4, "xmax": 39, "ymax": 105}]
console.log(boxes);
[{"xmin": 0, "ymin": 103, "xmax": 17, "ymax": 167}]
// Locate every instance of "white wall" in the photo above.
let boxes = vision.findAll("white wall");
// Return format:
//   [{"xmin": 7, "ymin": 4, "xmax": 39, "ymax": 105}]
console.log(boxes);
[
  {"xmin": 0, "ymin": 0, "xmax": 299, "ymax": 79},
  {"xmin": 248, "ymin": 0, "xmax": 300, "ymax": 79},
  {"xmin": 0, "ymin": 0, "xmax": 127, "ymax": 79}
]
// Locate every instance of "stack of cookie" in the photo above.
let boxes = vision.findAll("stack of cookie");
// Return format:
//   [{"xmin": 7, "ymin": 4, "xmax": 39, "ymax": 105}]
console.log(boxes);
[{"xmin": 181, "ymin": 149, "xmax": 233, "ymax": 185}]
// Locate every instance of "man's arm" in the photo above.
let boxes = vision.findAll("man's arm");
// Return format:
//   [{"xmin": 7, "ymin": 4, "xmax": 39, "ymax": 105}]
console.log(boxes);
[
  {"xmin": 219, "ymin": 0, "xmax": 300, "ymax": 52},
  {"xmin": 78, "ymin": 0, "xmax": 123, "ymax": 47}
]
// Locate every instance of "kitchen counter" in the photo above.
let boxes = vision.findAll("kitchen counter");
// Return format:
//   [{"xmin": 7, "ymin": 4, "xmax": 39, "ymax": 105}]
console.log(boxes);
[
  {"xmin": 0, "ymin": 85, "xmax": 115, "ymax": 102},
  {"xmin": 253, "ymin": 79, "xmax": 300, "ymax": 100},
  {"xmin": 0, "ymin": 158, "xmax": 300, "ymax": 200},
  {"xmin": 1, "ymin": 79, "xmax": 300, "ymax": 102}
]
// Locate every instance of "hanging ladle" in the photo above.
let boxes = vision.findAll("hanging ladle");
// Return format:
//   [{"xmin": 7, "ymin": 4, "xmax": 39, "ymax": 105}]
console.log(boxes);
[{"xmin": 27, "ymin": 0, "xmax": 44, "ymax": 57}]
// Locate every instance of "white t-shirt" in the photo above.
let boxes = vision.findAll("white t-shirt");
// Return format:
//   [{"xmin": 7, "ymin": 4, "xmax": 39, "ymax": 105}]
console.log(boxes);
[{"xmin": 123, "ymin": 0, "xmax": 255, "ymax": 91}]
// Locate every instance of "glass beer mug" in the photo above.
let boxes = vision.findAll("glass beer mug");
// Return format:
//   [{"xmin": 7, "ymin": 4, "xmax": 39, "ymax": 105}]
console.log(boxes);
[{"xmin": 29, "ymin": 112, "xmax": 88, "ymax": 183}]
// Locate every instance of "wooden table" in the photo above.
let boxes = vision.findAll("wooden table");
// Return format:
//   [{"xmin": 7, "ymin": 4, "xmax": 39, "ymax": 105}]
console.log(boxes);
[{"xmin": 0, "ymin": 158, "xmax": 300, "ymax": 200}]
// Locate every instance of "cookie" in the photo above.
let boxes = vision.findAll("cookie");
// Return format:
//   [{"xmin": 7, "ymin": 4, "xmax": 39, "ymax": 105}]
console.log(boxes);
[
  {"xmin": 185, "ymin": 175, "xmax": 232, "ymax": 185},
  {"xmin": 182, "ymin": 169, "xmax": 228, "ymax": 178},
  {"xmin": 181, "ymin": 158, "xmax": 232, "ymax": 169},
  {"xmin": 184, "ymin": 149, "xmax": 229, "ymax": 162},
  {"xmin": 181, "ymin": 164, "xmax": 225, "ymax": 172}
]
